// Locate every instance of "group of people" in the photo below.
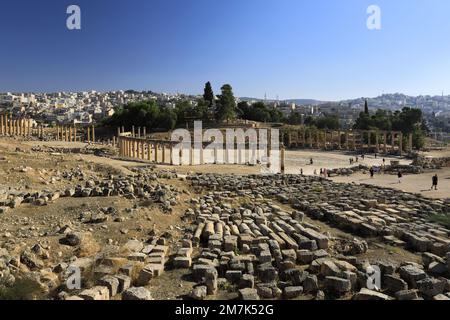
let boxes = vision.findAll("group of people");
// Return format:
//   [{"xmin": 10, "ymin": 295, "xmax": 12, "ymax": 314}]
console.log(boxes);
[
  {"xmin": 304, "ymin": 154, "xmax": 440, "ymax": 191},
  {"xmin": 311, "ymin": 168, "xmax": 331, "ymax": 177}
]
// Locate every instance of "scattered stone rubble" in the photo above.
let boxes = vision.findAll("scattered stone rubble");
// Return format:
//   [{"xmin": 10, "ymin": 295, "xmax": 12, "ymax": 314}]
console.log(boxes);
[
  {"xmin": 2, "ymin": 170, "xmax": 450, "ymax": 300},
  {"xmin": 176, "ymin": 173, "xmax": 450, "ymax": 300},
  {"xmin": 0, "ymin": 168, "xmax": 181, "ymax": 214},
  {"xmin": 412, "ymin": 155, "xmax": 450, "ymax": 170}
]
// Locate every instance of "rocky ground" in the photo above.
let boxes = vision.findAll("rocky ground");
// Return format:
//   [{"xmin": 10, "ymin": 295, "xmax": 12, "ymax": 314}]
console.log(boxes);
[{"xmin": 1, "ymin": 137, "xmax": 450, "ymax": 300}]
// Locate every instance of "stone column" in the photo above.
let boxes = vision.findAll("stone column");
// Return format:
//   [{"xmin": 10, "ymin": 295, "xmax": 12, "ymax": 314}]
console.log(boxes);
[
  {"xmin": 390, "ymin": 131, "xmax": 395, "ymax": 153},
  {"xmin": 130, "ymin": 139, "xmax": 133, "ymax": 157},
  {"xmin": 143, "ymin": 127, "xmax": 146, "ymax": 137},
  {"xmin": 383, "ymin": 132, "xmax": 387, "ymax": 154},
  {"xmin": 147, "ymin": 143, "xmax": 151, "ymax": 161},
  {"xmin": 330, "ymin": 131, "xmax": 333, "ymax": 149},
  {"xmin": 91, "ymin": 125, "xmax": 95, "ymax": 143},
  {"xmin": 399, "ymin": 132, "xmax": 403, "ymax": 156},
  {"xmin": 0, "ymin": 114, "xmax": 4, "ymax": 135},
  {"xmin": 56, "ymin": 126, "xmax": 60, "ymax": 141},
  {"xmin": 154, "ymin": 143, "xmax": 159, "ymax": 163},
  {"xmin": 27, "ymin": 120, "xmax": 31, "ymax": 137},
  {"xmin": 87, "ymin": 126, "xmax": 90, "ymax": 142},
  {"xmin": 213, "ymin": 145, "xmax": 218, "ymax": 164},
  {"xmin": 280, "ymin": 146, "xmax": 285, "ymax": 174},
  {"xmin": 408, "ymin": 133, "xmax": 413, "ymax": 152},
  {"xmin": 132, "ymin": 125, "xmax": 135, "ymax": 137},
  {"xmin": 7, "ymin": 114, "xmax": 11, "ymax": 135},
  {"xmin": 137, "ymin": 127, "xmax": 141, "ymax": 138},
  {"xmin": 170, "ymin": 144, "xmax": 173, "ymax": 165},
  {"xmin": 315, "ymin": 131, "xmax": 319, "ymax": 149},
  {"xmin": 302, "ymin": 128, "xmax": 306, "ymax": 147},
  {"xmin": 375, "ymin": 131, "xmax": 379, "ymax": 153},
  {"xmin": 345, "ymin": 132, "xmax": 349, "ymax": 150},
  {"xmin": 162, "ymin": 144, "xmax": 166, "ymax": 164},
  {"xmin": 136, "ymin": 139, "xmax": 141, "ymax": 158}
]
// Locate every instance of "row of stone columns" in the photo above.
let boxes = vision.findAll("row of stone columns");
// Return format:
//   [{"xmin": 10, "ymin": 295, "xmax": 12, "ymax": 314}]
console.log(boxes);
[
  {"xmin": 55, "ymin": 125, "xmax": 96, "ymax": 143},
  {"xmin": 56, "ymin": 125, "xmax": 77, "ymax": 142},
  {"xmin": 130, "ymin": 126, "xmax": 147, "ymax": 138},
  {"xmin": 119, "ymin": 137, "xmax": 171, "ymax": 164},
  {"xmin": 118, "ymin": 136, "xmax": 286, "ymax": 173},
  {"xmin": 0, "ymin": 113, "xmax": 33, "ymax": 136},
  {"xmin": 285, "ymin": 129, "xmax": 411, "ymax": 155}
]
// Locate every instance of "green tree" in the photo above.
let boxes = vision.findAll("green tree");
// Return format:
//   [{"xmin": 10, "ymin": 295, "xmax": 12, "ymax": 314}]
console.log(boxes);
[
  {"xmin": 287, "ymin": 112, "xmax": 303, "ymax": 125},
  {"xmin": 104, "ymin": 101, "xmax": 176, "ymax": 131},
  {"xmin": 157, "ymin": 107, "xmax": 177, "ymax": 130},
  {"xmin": 216, "ymin": 84, "xmax": 237, "ymax": 122},
  {"xmin": 196, "ymin": 98, "xmax": 211, "ymax": 121},
  {"xmin": 364, "ymin": 99, "xmax": 369, "ymax": 114},
  {"xmin": 315, "ymin": 115, "xmax": 340, "ymax": 130},
  {"xmin": 353, "ymin": 106, "xmax": 427, "ymax": 150},
  {"xmin": 237, "ymin": 101, "xmax": 250, "ymax": 119},
  {"xmin": 203, "ymin": 81, "xmax": 215, "ymax": 108}
]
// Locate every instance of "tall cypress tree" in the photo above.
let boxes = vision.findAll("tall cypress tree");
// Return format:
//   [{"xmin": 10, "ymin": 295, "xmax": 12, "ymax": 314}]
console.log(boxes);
[
  {"xmin": 364, "ymin": 99, "xmax": 369, "ymax": 114},
  {"xmin": 203, "ymin": 82, "xmax": 215, "ymax": 108}
]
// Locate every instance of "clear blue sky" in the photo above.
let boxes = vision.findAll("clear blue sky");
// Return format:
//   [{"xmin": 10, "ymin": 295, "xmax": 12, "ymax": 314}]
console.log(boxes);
[{"xmin": 1, "ymin": 0, "xmax": 450, "ymax": 100}]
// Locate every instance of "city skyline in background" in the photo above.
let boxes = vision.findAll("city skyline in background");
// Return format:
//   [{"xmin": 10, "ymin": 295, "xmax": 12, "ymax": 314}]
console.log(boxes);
[{"xmin": 1, "ymin": 0, "xmax": 450, "ymax": 100}]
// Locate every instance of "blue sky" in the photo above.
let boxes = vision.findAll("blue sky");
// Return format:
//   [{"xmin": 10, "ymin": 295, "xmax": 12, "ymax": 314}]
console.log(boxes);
[{"xmin": 1, "ymin": 0, "xmax": 450, "ymax": 100}]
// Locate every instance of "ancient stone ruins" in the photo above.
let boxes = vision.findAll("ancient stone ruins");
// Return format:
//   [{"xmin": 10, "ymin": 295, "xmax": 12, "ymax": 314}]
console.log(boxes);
[
  {"xmin": 1, "ymin": 158, "xmax": 449, "ymax": 300},
  {"xmin": 0, "ymin": 115, "xmax": 449, "ymax": 301}
]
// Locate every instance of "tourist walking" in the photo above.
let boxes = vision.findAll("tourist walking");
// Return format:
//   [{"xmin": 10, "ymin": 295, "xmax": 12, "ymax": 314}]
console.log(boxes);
[
  {"xmin": 369, "ymin": 167, "xmax": 374, "ymax": 178},
  {"xmin": 431, "ymin": 174, "xmax": 438, "ymax": 190},
  {"xmin": 397, "ymin": 171, "xmax": 403, "ymax": 184}
]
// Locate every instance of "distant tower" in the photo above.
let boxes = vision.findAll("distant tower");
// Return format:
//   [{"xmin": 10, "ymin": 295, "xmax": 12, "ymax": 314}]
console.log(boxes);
[{"xmin": 264, "ymin": 93, "xmax": 267, "ymax": 101}]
